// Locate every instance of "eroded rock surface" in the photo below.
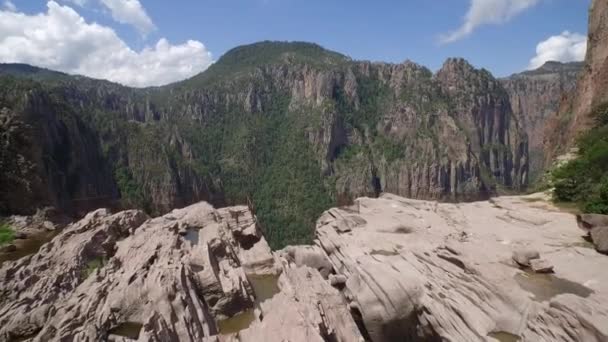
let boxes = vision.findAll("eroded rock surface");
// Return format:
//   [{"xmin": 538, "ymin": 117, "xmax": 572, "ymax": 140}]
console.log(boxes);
[
  {"xmin": 313, "ymin": 192, "xmax": 608, "ymax": 341},
  {"xmin": 2, "ymin": 193, "xmax": 608, "ymax": 342},
  {"xmin": 0, "ymin": 203, "xmax": 281, "ymax": 341}
]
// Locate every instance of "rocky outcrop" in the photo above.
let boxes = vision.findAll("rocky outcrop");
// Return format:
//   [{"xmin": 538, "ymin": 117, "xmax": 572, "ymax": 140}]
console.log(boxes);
[
  {"xmin": 544, "ymin": 0, "xmax": 608, "ymax": 163},
  {"xmin": 312, "ymin": 192, "xmax": 608, "ymax": 341},
  {"xmin": 577, "ymin": 213, "xmax": 608, "ymax": 254},
  {"xmin": 501, "ymin": 61, "xmax": 582, "ymax": 181},
  {"xmin": 3, "ymin": 192, "xmax": 608, "ymax": 341},
  {"xmin": 0, "ymin": 202, "xmax": 281, "ymax": 341},
  {"xmin": 0, "ymin": 87, "xmax": 117, "ymax": 216}
]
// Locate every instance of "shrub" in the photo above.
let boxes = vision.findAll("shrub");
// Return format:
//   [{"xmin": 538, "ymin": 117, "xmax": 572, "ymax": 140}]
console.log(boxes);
[
  {"xmin": 552, "ymin": 102, "xmax": 608, "ymax": 214},
  {"xmin": 0, "ymin": 223, "xmax": 15, "ymax": 246}
]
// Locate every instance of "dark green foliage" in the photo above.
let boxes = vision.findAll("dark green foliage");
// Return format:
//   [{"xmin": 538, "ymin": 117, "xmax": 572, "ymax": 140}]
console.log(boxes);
[
  {"xmin": 343, "ymin": 72, "xmax": 391, "ymax": 133},
  {"xmin": 114, "ymin": 167, "xmax": 146, "ymax": 210},
  {"xmin": 0, "ymin": 223, "xmax": 14, "ymax": 246},
  {"xmin": 180, "ymin": 41, "xmax": 348, "ymax": 88},
  {"xmin": 593, "ymin": 102, "xmax": 608, "ymax": 126},
  {"xmin": 552, "ymin": 102, "xmax": 608, "ymax": 213},
  {"xmin": 252, "ymin": 116, "xmax": 334, "ymax": 249},
  {"xmin": 182, "ymin": 93, "xmax": 333, "ymax": 248},
  {"xmin": 82, "ymin": 256, "xmax": 106, "ymax": 278},
  {"xmin": 373, "ymin": 136, "xmax": 405, "ymax": 163}
]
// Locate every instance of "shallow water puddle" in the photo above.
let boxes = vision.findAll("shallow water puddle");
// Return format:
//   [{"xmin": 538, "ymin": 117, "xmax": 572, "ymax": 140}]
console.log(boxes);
[
  {"xmin": 0, "ymin": 230, "xmax": 59, "ymax": 265},
  {"xmin": 514, "ymin": 272, "xmax": 593, "ymax": 302},
  {"xmin": 108, "ymin": 322, "xmax": 143, "ymax": 339},
  {"xmin": 216, "ymin": 275, "xmax": 280, "ymax": 335},
  {"xmin": 248, "ymin": 274, "xmax": 280, "ymax": 304},
  {"xmin": 217, "ymin": 310, "xmax": 256, "ymax": 335},
  {"xmin": 184, "ymin": 228, "xmax": 200, "ymax": 245},
  {"xmin": 488, "ymin": 331, "xmax": 520, "ymax": 342}
]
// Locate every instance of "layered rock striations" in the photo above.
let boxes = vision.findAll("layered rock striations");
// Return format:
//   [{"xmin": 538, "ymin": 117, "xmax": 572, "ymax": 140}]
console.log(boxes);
[
  {"xmin": 501, "ymin": 61, "xmax": 582, "ymax": 181},
  {"xmin": 1, "ymin": 46, "xmax": 531, "ymax": 212},
  {"xmin": 2, "ymin": 193, "xmax": 608, "ymax": 341},
  {"xmin": 544, "ymin": 0, "xmax": 608, "ymax": 162}
]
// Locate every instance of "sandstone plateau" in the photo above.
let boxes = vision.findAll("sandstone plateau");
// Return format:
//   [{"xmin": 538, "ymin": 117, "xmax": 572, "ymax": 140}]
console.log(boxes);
[{"xmin": 1, "ymin": 192, "xmax": 607, "ymax": 342}]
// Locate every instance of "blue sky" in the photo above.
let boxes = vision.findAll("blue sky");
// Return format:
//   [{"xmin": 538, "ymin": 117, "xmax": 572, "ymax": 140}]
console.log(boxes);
[{"xmin": 0, "ymin": 0, "xmax": 591, "ymax": 86}]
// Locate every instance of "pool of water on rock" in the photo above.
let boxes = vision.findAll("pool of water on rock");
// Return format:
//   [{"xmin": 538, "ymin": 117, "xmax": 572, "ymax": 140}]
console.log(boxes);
[
  {"xmin": 108, "ymin": 322, "xmax": 143, "ymax": 339},
  {"xmin": 514, "ymin": 271, "xmax": 593, "ymax": 302},
  {"xmin": 488, "ymin": 331, "xmax": 520, "ymax": 342},
  {"xmin": 184, "ymin": 228, "xmax": 200, "ymax": 245},
  {"xmin": 0, "ymin": 230, "xmax": 59, "ymax": 265},
  {"xmin": 217, "ymin": 274, "xmax": 281, "ymax": 335}
]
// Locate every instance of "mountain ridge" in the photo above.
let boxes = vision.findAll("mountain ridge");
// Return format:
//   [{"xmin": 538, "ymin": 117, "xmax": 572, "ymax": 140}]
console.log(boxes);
[{"xmin": 1, "ymin": 40, "xmax": 583, "ymax": 247}]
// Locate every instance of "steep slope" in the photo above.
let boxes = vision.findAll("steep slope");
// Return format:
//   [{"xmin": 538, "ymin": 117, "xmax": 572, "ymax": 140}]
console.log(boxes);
[
  {"xmin": 0, "ymin": 41, "xmax": 530, "ymax": 248},
  {"xmin": 501, "ymin": 61, "xmax": 582, "ymax": 181},
  {"xmin": 544, "ymin": 0, "xmax": 608, "ymax": 162}
]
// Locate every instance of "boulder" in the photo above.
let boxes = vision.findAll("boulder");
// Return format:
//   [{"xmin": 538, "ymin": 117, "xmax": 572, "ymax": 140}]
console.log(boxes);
[
  {"xmin": 329, "ymin": 274, "xmax": 347, "ymax": 287},
  {"xmin": 577, "ymin": 214, "xmax": 608, "ymax": 232},
  {"xmin": 512, "ymin": 248, "xmax": 540, "ymax": 267},
  {"xmin": 591, "ymin": 226, "xmax": 608, "ymax": 254},
  {"xmin": 282, "ymin": 245, "xmax": 333, "ymax": 277},
  {"xmin": 530, "ymin": 259, "xmax": 554, "ymax": 273}
]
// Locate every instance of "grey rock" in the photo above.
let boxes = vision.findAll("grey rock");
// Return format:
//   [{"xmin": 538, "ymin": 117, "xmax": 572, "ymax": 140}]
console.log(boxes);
[
  {"xmin": 530, "ymin": 259, "xmax": 554, "ymax": 273},
  {"xmin": 329, "ymin": 274, "xmax": 347, "ymax": 287},
  {"xmin": 513, "ymin": 248, "xmax": 541, "ymax": 267},
  {"xmin": 591, "ymin": 226, "xmax": 608, "ymax": 254},
  {"xmin": 577, "ymin": 214, "xmax": 608, "ymax": 232},
  {"xmin": 282, "ymin": 245, "xmax": 334, "ymax": 278}
]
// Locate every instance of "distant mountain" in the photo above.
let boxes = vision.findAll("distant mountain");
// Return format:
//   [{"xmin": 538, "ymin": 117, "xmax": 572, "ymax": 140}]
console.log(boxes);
[
  {"xmin": 544, "ymin": 0, "xmax": 608, "ymax": 163},
  {"xmin": 0, "ymin": 41, "xmax": 534, "ymax": 248},
  {"xmin": 501, "ymin": 61, "xmax": 583, "ymax": 182}
]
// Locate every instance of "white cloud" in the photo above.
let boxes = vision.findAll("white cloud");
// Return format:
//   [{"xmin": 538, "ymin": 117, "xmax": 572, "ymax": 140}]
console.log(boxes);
[
  {"xmin": 0, "ymin": 1, "xmax": 213, "ymax": 87},
  {"xmin": 99, "ymin": 0, "xmax": 155, "ymax": 35},
  {"xmin": 528, "ymin": 31, "xmax": 587, "ymax": 69},
  {"xmin": 2, "ymin": 0, "xmax": 16, "ymax": 11},
  {"xmin": 63, "ymin": 0, "xmax": 88, "ymax": 6},
  {"xmin": 440, "ymin": 0, "xmax": 541, "ymax": 44}
]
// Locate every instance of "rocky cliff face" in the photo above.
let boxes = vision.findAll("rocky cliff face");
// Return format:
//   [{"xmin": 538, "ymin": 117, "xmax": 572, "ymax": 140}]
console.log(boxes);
[
  {"xmin": 544, "ymin": 0, "xmax": 608, "ymax": 162},
  {"xmin": 0, "ymin": 42, "xmax": 532, "ymax": 247},
  {"xmin": 501, "ymin": 61, "xmax": 583, "ymax": 181},
  {"xmin": 0, "ymin": 78, "xmax": 118, "ymax": 215}
]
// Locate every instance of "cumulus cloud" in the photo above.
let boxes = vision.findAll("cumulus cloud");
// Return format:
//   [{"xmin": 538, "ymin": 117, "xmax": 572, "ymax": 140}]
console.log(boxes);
[
  {"xmin": 63, "ymin": 0, "xmax": 88, "ymax": 6},
  {"xmin": 528, "ymin": 31, "xmax": 587, "ymax": 69},
  {"xmin": 99, "ymin": 0, "xmax": 155, "ymax": 35},
  {"xmin": 440, "ymin": 0, "xmax": 541, "ymax": 44},
  {"xmin": 2, "ymin": 0, "xmax": 16, "ymax": 11},
  {"xmin": 0, "ymin": 1, "xmax": 213, "ymax": 87}
]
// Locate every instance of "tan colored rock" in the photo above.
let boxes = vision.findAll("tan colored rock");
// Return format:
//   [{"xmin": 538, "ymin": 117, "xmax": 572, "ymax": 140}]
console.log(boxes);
[
  {"xmin": 0, "ymin": 202, "xmax": 281, "ymax": 341},
  {"xmin": 591, "ymin": 226, "xmax": 608, "ymax": 254},
  {"xmin": 577, "ymin": 213, "xmax": 608, "ymax": 231},
  {"xmin": 217, "ymin": 266, "xmax": 364, "ymax": 342},
  {"xmin": 315, "ymin": 193, "xmax": 608, "ymax": 341},
  {"xmin": 513, "ymin": 248, "xmax": 541, "ymax": 267},
  {"xmin": 282, "ymin": 245, "xmax": 333, "ymax": 278},
  {"xmin": 530, "ymin": 259, "xmax": 554, "ymax": 273}
]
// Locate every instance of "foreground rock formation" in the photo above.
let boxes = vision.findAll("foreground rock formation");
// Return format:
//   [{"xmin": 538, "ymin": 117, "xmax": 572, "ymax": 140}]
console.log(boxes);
[{"xmin": 2, "ymin": 192, "xmax": 608, "ymax": 341}]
